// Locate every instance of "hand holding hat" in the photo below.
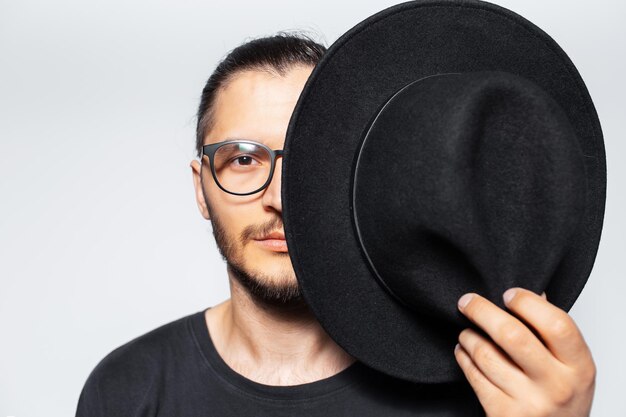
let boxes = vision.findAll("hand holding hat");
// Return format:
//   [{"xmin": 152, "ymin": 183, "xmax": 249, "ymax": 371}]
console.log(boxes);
[{"xmin": 454, "ymin": 289, "xmax": 595, "ymax": 416}]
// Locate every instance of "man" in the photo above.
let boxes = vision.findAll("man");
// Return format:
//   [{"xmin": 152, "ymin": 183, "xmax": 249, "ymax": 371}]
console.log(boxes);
[{"xmin": 75, "ymin": 33, "xmax": 596, "ymax": 417}]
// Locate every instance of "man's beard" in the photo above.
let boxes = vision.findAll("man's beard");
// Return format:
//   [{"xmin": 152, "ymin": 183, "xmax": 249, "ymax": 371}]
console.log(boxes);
[{"xmin": 204, "ymin": 193, "xmax": 304, "ymax": 307}]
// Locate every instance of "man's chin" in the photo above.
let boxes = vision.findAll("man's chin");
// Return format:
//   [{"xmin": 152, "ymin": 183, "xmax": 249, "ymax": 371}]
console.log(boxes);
[
  {"xmin": 246, "ymin": 244, "xmax": 295, "ymax": 276},
  {"xmin": 226, "ymin": 261, "xmax": 304, "ymax": 307}
]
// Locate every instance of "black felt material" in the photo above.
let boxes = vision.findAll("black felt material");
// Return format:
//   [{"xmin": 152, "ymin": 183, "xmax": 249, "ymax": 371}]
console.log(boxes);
[
  {"xmin": 282, "ymin": 0, "xmax": 606, "ymax": 383},
  {"xmin": 354, "ymin": 71, "xmax": 585, "ymax": 324}
]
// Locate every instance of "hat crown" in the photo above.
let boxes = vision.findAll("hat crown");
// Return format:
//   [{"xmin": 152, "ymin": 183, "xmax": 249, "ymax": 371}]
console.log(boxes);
[{"xmin": 352, "ymin": 71, "xmax": 586, "ymax": 325}]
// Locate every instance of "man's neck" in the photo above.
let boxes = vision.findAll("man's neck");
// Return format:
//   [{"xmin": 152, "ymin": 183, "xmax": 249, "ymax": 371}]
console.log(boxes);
[{"xmin": 205, "ymin": 276, "xmax": 357, "ymax": 386}]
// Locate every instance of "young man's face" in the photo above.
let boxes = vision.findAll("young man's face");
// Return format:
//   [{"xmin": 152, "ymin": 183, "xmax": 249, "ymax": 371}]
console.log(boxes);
[{"xmin": 190, "ymin": 65, "xmax": 314, "ymax": 306}]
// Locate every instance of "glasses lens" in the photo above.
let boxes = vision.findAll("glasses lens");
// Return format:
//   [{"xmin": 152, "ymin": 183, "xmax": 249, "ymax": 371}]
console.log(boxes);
[{"xmin": 213, "ymin": 142, "xmax": 272, "ymax": 194}]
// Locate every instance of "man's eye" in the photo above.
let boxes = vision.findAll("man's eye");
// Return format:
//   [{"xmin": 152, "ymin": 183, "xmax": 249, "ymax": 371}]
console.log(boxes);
[{"xmin": 231, "ymin": 155, "xmax": 259, "ymax": 166}]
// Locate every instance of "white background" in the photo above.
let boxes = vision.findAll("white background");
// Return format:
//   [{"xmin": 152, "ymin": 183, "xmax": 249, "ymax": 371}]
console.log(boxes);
[{"xmin": 1, "ymin": 0, "xmax": 624, "ymax": 416}]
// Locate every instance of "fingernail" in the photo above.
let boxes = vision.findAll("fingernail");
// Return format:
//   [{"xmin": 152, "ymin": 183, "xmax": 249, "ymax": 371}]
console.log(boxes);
[
  {"xmin": 503, "ymin": 288, "xmax": 518, "ymax": 304},
  {"xmin": 454, "ymin": 343, "xmax": 460, "ymax": 353},
  {"xmin": 458, "ymin": 293, "xmax": 474, "ymax": 310},
  {"xmin": 541, "ymin": 291, "xmax": 547, "ymax": 300}
]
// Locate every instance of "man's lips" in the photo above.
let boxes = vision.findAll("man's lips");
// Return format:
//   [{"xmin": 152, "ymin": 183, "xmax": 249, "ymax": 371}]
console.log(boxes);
[
  {"xmin": 254, "ymin": 232, "xmax": 288, "ymax": 252},
  {"xmin": 257, "ymin": 231, "xmax": 285, "ymax": 240}
]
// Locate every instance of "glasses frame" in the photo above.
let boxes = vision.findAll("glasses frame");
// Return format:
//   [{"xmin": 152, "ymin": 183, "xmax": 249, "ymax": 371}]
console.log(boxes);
[{"xmin": 200, "ymin": 139, "xmax": 284, "ymax": 196}]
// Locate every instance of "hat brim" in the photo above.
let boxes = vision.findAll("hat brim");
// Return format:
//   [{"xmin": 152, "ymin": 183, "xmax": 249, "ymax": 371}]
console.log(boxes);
[{"xmin": 282, "ymin": 0, "xmax": 605, "ymax": 383}]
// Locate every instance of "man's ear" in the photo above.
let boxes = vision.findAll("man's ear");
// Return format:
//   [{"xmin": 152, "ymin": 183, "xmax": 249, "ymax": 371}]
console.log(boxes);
[{"xmin": 190, "ymin": 160, "xmax": 211, "ymax": 220}]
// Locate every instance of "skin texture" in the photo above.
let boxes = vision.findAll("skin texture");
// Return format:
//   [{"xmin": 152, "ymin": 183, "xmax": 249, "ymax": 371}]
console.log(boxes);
[{"xmin": 190, "ymin": 65, "xmax": 596, "ymax": 415}]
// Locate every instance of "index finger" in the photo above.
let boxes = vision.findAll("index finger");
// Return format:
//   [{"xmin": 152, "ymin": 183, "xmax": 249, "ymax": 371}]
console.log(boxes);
[
  {"xmin": 457, "ymin": 293, "xmax": 554, "ymax": 379},
  {"xmin": 503, "ymin": 288, "xmax": 591, "ymax": 366}
]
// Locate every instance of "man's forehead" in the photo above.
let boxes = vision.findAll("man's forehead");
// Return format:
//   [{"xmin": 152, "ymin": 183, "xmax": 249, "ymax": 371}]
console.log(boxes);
[{"xmin": 206, "ymin": 68, "xmax": 310, "ymax": 147}]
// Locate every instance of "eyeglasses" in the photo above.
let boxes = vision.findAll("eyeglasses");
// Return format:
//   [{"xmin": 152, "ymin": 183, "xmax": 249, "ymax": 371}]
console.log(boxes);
[{"xmin": 200, "ymin": 139, "xmax": 284, "ymax": 196}]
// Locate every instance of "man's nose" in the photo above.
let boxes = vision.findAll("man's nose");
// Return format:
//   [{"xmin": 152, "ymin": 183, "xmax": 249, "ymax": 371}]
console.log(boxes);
[{"xmin": 262, "ymin": 157, "xmax": 283, "ymax": 213}]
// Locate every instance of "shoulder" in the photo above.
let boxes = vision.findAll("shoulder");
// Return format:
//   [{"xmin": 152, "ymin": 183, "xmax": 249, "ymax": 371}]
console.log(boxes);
[{"xmin": 75, "ymin": 311, "xmax": 198, "ymax": 417}]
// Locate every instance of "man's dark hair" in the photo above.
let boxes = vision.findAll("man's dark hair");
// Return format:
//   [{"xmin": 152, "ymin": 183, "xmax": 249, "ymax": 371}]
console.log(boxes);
[{"xmin": 195, "ymin": 31, "xmax": 327, "ymax": 158}]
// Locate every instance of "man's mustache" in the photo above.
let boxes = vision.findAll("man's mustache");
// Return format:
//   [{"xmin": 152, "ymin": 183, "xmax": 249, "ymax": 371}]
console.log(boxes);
[{"xmin": 240, "ymin": 216, "xmax": 283, "ymax": 244}]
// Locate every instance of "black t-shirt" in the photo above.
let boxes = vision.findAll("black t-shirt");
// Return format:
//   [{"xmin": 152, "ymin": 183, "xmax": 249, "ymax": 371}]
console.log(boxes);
[{"xmin": 75, "ymin": 307, "xmax": 485, "ymax": 416}]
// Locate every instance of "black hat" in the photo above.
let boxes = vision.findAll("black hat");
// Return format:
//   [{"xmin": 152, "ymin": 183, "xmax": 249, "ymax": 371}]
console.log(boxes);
[{"xmin": 282, "ymin": 0, "xmax": 606, "ymax": 383}]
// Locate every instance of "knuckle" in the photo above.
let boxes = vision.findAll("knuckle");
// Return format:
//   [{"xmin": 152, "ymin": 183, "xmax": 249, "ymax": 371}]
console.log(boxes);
[
  {"xmin": 577, "ymin": 358, "xmax": 597, "ymax": 388},
  {"xmin": 464, "ymin": 360, "xmax": 482, "ymax": 383},
  {"xmin": 499, "ymin": 321, "xmax": 526, "ymax": 346},
  {"xmin": 549, "ymin": 316, "xmax": 575, "ymax": 339},
  {"xmin": 473, "ymin": 343, "xmax": 495, "ymax": 365},
  {"xmin": 468, "ymin": 364, "xmax": 482, "ymax": 382},
  {"xmin": 551, "ymin": 380, "xmax": 575, "ymax": 407},
  {"xmin": 527, "ymin": 398, "xmax": 553, "ymax": 417},
  {"xmin": 587, "ymin": 360, "xmax": 598, "ymax": 382}
]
